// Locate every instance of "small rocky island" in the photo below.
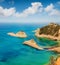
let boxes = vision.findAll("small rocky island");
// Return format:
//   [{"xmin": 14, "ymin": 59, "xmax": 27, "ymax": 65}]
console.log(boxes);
[
  {"xmin": 7, "ymin": 31, "xmax": 27, "ymax": 38},
  {"xmin": 23, "ymin": 39, "xmax": 43, "ymax": 50}
]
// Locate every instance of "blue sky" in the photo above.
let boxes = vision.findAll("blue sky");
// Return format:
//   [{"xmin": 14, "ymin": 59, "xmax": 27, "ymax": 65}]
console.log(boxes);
[{"xmin": 0, "ymin": 0, "xmax": 60, "ymax": 24}]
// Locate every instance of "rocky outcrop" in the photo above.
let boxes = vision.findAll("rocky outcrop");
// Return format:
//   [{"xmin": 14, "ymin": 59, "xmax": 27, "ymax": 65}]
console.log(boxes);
[
  {"xmin": 7, "ymin": 31, "xmax": 27, "ymax": 38},
  {"xmin": 15, "ymin": 31, "xmax": 27, "ymax": 38},
  {"xmin": 55, "ymin": 57, "xmax": 60, "ymax": 65},
  {"xmin": 48, "ymin": 47, "xmax": 60, "ymax": 53},
  {"xmin": 23, "ymin": 39, "xmax": 43, "ymax": 50},
  {"xmin": 32, "ymin": 28, "xmax": 40, "ymax": 33},
  {"xmin": 49, "ymin": 56, "xmax": 55, "ymax": 65},
  {"xmin": 49, "ymin": 56, "xmax": 60, "ymax": 65},
  {"xmin": 35, "ymin": 23, "xmax": 60, "ymax": 41}
]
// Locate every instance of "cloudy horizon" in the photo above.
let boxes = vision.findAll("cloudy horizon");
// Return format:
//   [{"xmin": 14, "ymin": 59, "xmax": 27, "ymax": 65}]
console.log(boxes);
[{"xmin": 0, "ymin": 0, "xmax": 60, "ymax": 24}]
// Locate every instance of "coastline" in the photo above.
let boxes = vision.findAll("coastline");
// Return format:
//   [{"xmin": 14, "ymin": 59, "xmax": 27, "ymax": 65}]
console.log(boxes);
[
  {"xmin": 0, "ymin": 23, "xmax": 60, "ymax": 65},
  {"xmin": 35, "ymin": 27, "xmax": 60, "ymax": 41}
]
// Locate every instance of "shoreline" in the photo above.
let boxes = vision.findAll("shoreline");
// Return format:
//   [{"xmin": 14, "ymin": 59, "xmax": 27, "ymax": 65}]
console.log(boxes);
[{"xmin": 35, "ymin": 28, "xmax": 60, "ymax": 41}]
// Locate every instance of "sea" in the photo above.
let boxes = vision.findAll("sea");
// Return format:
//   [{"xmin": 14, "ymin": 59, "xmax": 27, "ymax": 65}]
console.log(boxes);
[{"xmin": 0, "ymin": 23, "xmax": 58, "ymax": 65}]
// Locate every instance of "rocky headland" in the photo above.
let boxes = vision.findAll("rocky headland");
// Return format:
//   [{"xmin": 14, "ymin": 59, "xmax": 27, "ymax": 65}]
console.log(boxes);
[
  {"xmin": 35, "ymin": 23, "xmax": 60, "ymax": 41},
  {"xmin": 35, "ymin": 23, "xmax": 60, "ymax": 53}
]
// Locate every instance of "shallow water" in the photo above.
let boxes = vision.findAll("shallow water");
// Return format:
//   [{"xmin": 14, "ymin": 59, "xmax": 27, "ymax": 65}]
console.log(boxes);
[{"xmin": 0, "ymin": 23, "xmax": 57, "ymax": 65}]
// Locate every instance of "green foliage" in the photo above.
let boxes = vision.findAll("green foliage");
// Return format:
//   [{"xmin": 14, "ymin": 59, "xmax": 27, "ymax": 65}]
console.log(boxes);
[{"xmin": 39, "ymin": 23, "xmax": 60, "ymax": 37}]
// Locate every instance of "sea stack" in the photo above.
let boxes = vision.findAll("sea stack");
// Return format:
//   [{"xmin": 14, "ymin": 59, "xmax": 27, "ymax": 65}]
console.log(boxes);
[
  {"xmin": 7, "ymin": 31, "xmax": 27, "ymax": 38},
  {"xmin": 23, "ymin": 39, "xmax": 43, "ymax": 50},
  {"xmin": 35, "ymin": 23, "xmax": 60, "ymax": 41}
]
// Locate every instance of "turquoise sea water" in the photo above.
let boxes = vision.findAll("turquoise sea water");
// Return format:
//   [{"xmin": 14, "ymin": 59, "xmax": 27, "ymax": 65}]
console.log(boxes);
[{"xmin": 0, "ymin": 23, "xmax": 57, "ymax": 65}]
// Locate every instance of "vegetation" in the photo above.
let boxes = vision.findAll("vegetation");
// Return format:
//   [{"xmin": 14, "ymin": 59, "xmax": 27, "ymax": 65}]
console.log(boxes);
[{"xmin": 39, "ymin": 23, "xmax": 60, "ymax": 37}]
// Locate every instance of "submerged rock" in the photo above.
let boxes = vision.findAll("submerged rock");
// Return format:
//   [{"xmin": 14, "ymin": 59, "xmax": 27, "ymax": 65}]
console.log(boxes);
[
  {"xmin": 23, "ymin": 39, "xmax": 43, "ymax": 50},
  {"xmin": 7, "ymin": 31, "xmax": 27, "ymax": 38}
]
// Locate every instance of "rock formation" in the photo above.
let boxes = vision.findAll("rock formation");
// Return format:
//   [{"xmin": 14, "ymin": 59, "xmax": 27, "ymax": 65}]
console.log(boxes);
[
  {"xmin": 49, "ymin": 56, "xmax": 60, "ymax": 65},
  {"xmin": 23, "ymin": 39, "xmax": 43, "ymax": 50},
  {"xmin": 48, "ymin": 47, "xmax": 60, "ymax": 53},
  {"xmin": 15, "ymin": 31, "xmax": 27, "ymax": 38},
  {"xmin": 35, "ymin": 23, "xmax": 60, "ymax": 41},
  {"xmin": 7, "ymin": 31, "xmax": 27, "ymax": 38},
  {"xmin": 55, "ymin": 57, "xmax": 60, "ymax": 65},
  {"xmin": 49, "ymin": 56, "xmax": 55, "ymax": 65}
]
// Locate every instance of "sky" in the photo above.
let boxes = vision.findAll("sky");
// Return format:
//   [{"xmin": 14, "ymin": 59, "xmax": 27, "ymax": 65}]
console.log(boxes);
[{"xmin": 0, "ymin": 0, "xmax": 60, "ymax": 24}]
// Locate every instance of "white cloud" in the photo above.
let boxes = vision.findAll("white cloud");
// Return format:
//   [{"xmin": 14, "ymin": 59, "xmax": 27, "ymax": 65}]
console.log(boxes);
[
  {"xmin": 14, "ymin": 2, "xmax": 43, "ymax": 17},
  {"xmin": 0, "ymin": 2, "xmax": 60, "ymax": 18},
  {"xmin": 45, "ymin": 3, "xmax": 60, "ymax": 16},
  {"xmin": 50, "ymin": 9, "xmax": 60, "ymax": 16},
  {"xmin": 0, "ymin": 6, "xmax": 16, "ymax": 17},
  {"xmin": 45, "ymin": 4, "xmax": 54, "ymax": 12},
  {"xmin": 0, "ymin": 2, "xmax": 43, "ymax": 17}
]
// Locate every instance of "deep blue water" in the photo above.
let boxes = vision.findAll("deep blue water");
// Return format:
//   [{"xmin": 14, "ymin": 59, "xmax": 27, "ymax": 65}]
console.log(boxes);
[{"xmin": 0, "ymin": 23, "xmax": 57, "ymax": 65}]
